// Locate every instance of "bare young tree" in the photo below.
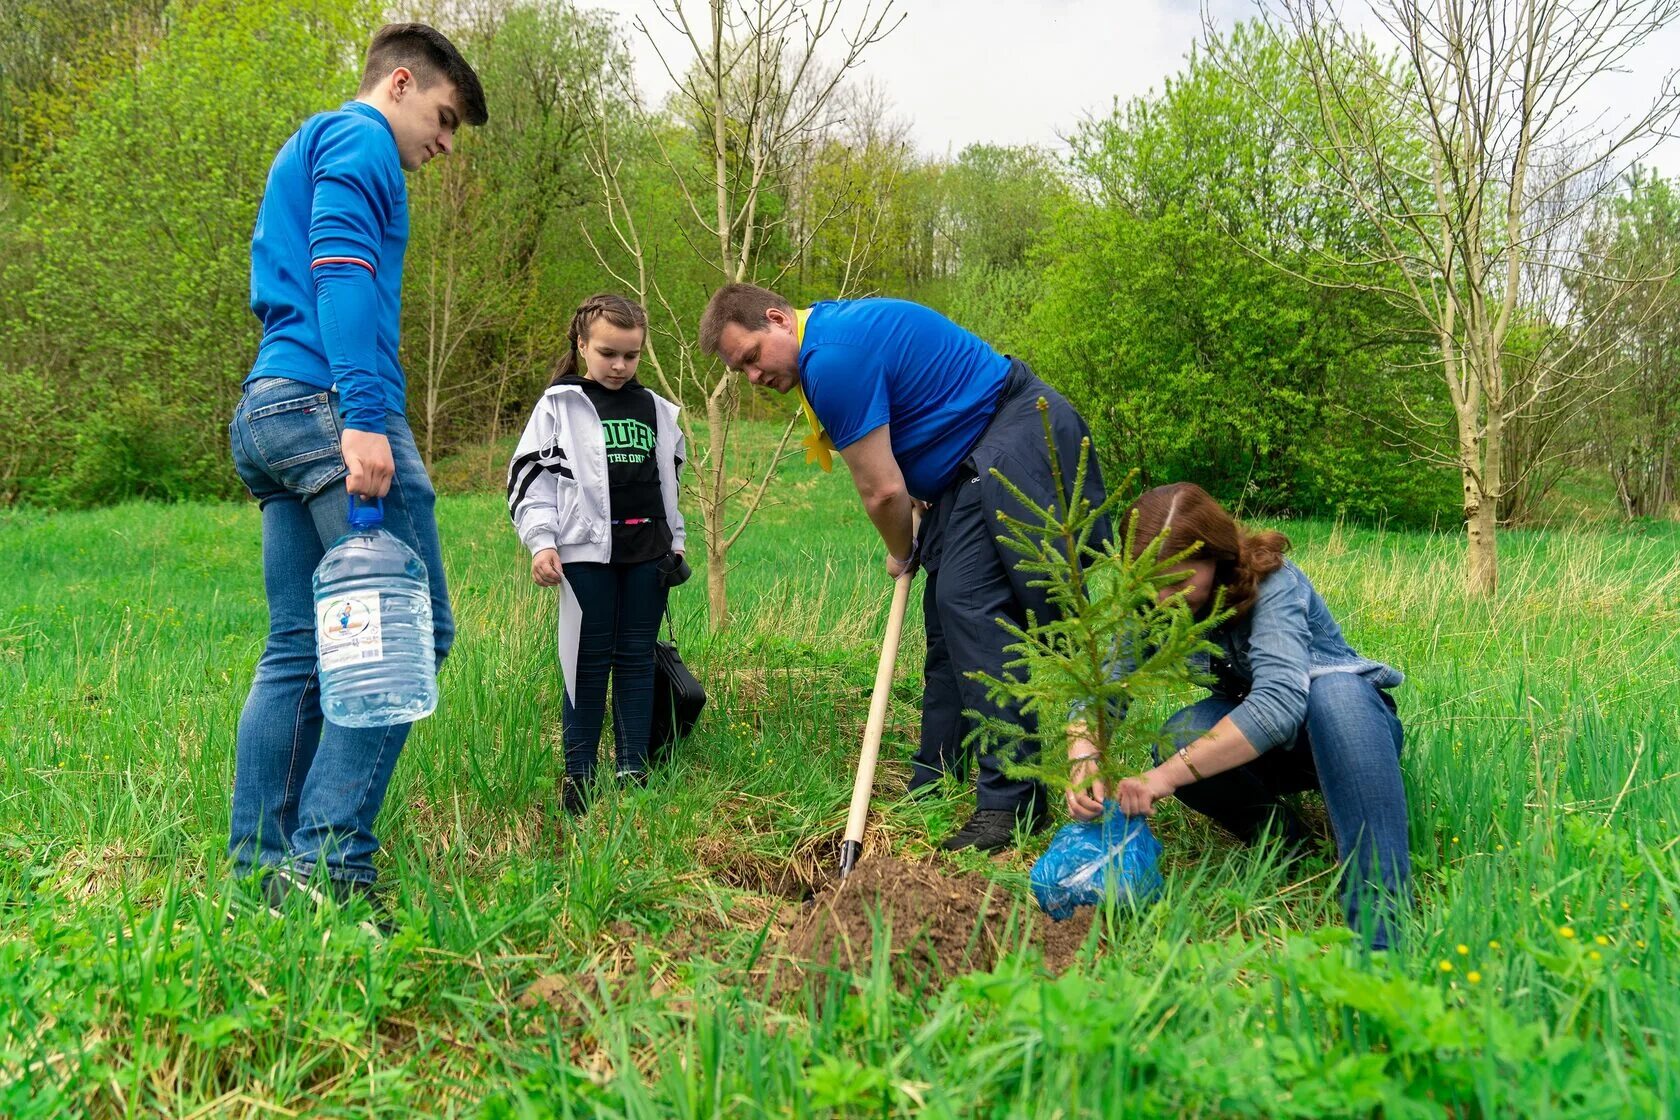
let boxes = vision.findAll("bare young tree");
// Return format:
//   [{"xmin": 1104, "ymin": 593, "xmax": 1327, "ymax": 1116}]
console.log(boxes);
[
  {"xmin": 1495, "ymin": 149, "xmax": 1617, "ymax": 525},
  {"xmin": 785, "ymin": 78, "xmax": 917, "ymax": 296},
  {"xmin": 1251, "ymin": 0, "xmax": 1680, "ymax": 593},
  {"xmin": 403, "ymin": 0, "xmax": 623, "ymax": 467},
  {"xmin": 1573, "ymin": 168, "xmax": 1680, "ymax": 519},
  {"xmin": 583, "ymin": 0, "xmax": 901, "ymax": 628}
]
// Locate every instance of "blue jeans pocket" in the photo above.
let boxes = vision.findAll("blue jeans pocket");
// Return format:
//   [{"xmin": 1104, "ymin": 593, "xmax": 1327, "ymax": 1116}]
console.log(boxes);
[{"xmin": 242, "ymin": 383, "xmax": 345, "ymax": 497}]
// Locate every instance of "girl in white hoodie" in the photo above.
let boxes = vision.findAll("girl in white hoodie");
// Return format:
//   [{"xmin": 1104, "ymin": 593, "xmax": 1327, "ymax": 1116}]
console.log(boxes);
[{"xmin": 508, "ymin": 294, "xmax": 687, "ymax": 814}]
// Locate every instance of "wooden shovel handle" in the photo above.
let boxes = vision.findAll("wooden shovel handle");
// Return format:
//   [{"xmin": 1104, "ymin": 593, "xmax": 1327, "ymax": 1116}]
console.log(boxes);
[{"xmin": 839, "ymin": 514, "xmax": 921, "ymax": 877}]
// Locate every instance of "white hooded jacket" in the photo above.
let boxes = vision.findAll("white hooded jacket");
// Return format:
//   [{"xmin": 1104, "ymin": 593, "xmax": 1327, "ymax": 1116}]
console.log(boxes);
[{"xmin": 507, "ymin": 381, "xmax": 687, "ymax": 700}]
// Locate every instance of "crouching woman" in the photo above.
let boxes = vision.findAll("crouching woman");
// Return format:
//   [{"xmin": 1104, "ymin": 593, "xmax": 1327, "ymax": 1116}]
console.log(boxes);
[{"xmin": 1068, "ymin": 483, "xmax": 1411, "ymax": 949}]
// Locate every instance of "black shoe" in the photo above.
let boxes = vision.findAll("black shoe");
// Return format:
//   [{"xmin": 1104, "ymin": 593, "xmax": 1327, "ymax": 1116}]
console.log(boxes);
[
  {"xmin": 223, "ymin": 868, "xmax": 301, "ymax": 922},
  {"xmin": 252, "ymin": 868, "xmax": 393, "ymax": 938},
  {"xmin": 617, "ymin": 769, "xmax": 649, "ymax": 789},
  {"xmin": 327, "ymin": 877, "xmax": 398, "ymax": 938},
  {"xmin": 562, "ymin": 776, "xmax": 592, "ymax": 817},
  {"xmin": 258, "ymin": 866, "xmax": 323, "ymax": 915},
  {"xmin": 939, "ymin": 809, "xmax": 1044, "ymax": 853}
]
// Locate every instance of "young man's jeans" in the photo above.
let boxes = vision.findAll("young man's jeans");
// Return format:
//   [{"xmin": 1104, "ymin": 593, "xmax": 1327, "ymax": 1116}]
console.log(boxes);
[
  {"xmin": 227, "ymin": 377, "xmax": 454, "ymax": 885},
  {"xmin": 1159, "ymin": 672, "xmax": 1410, "ymax": 950},
  {"xmin": 559, "ymin": 559, "xmax": 667, "ymax": 779}
]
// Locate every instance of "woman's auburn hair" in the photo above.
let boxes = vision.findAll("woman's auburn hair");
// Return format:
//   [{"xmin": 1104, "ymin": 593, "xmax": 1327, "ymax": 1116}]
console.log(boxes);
[{"xmin": 1123, "ymin": 482, "xmax": 1290, "ymax": 619}]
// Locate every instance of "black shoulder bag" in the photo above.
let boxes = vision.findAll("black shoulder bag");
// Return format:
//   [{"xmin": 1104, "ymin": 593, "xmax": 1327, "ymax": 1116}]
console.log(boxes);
[{"xmin": 650, "ymin": 604, "xmax": 705, "ymax": 764}]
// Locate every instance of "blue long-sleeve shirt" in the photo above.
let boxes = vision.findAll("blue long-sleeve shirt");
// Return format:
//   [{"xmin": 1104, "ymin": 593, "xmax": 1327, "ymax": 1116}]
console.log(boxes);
[{"xmin": 247, "ymin": 101, "xmax": 409, "ymax": 434}]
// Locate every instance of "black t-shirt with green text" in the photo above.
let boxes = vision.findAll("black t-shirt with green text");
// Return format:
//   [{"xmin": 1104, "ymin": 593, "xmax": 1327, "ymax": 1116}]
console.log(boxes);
[{"xmin": 564, "ymin": 374, "xmax": 672, "ymax": 564}]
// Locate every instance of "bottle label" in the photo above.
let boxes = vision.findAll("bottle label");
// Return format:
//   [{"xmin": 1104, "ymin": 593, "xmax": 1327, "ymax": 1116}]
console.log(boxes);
[{"xmin": 317, "ymin": 594, "xmax": 384, "ymax": 670}]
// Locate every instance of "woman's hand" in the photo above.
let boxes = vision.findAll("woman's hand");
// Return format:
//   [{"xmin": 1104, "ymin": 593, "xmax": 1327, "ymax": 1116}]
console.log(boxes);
[
  {"xmin": 1064, "ymin": 723, "xmax": 1107, "ymax": 821},
  {"xmin": 531, "ymin": 548, "xmax": 563, "ymax": 587},
  {"xmin": 1114, "ymin": 770, "xmax": 1176, "ymax": 817}
]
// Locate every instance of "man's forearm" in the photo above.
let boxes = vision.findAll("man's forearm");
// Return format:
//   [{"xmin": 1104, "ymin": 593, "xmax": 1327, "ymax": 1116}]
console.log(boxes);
[{"xmin": 863, "ymin": 488, "xmax": 915, "ymax": 560}]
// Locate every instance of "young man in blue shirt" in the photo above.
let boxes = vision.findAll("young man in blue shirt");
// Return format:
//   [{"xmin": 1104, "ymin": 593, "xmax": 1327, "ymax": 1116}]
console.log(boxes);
[
  {"xmin": 701, "ymin": 285, "xmax": 1110, "ymax": 851},
  {"xmin": 228, "ymin": 24, "xmax": 487, "ymax": 919}
]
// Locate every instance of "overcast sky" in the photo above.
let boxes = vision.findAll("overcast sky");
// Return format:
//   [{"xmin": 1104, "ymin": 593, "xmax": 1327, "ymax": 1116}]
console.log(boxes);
[{"xmin": 586, "ymin": 0, "xmax": 1680, "ymax": 177}]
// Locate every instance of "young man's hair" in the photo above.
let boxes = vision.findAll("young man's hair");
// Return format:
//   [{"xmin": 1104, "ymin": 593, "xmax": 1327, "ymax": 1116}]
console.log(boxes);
[
  {"xmin": 698, "ymin": 283, "xmax": 792, "ymax": 356},
  {"xmin": 358, "ymin": 23, "xmax": 489, "ymax": 127}
]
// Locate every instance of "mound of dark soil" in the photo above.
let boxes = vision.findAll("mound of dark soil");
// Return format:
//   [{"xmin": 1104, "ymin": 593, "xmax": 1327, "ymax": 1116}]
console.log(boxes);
[{"xmin": 780, "ymin": 857, "xmax": 1094, "ymax": 992}]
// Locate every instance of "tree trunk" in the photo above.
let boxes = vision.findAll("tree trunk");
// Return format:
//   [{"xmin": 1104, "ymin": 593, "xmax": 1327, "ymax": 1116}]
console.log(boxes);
[
  {"xmin": 1457, "ymin": 398, "xmax": 1498, "ymax": 597},
  {"xmin": 1463, "ymin": 476, "xmax": 1498, "ymax": 596},
  {"xmin": 703, "ymin": 389, "xmax": 731, "ymax": 628}
]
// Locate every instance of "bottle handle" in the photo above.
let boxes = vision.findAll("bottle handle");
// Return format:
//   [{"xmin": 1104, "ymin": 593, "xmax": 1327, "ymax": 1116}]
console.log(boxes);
[{"xmin": 348, "ymin": 495, "xmax": 385, "ymax": 529}]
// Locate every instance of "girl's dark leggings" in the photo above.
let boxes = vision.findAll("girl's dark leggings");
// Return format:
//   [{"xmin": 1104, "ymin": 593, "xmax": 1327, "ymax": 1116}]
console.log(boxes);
[{"xmin": 560, "ymin": 559, "xmax": 667, "ymax": 778}]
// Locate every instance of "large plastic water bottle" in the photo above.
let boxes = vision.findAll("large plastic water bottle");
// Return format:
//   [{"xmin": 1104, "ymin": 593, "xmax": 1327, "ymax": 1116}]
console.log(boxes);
[{"xmin": 313, "ymin": 496, "xmax": 438, "ymax": 727}]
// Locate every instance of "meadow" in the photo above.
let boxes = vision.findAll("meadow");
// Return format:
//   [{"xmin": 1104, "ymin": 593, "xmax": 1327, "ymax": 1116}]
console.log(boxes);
[{"xmin": 2, "ymin": 435, "xmax": 1677, "ymax": 1118}]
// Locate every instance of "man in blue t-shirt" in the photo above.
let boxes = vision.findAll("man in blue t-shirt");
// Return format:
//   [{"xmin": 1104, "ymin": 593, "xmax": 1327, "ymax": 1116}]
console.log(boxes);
[
  {"xmin": 227, "ymin": 24, "xmax": 487, "ymax": 924},
  {"xmin": 701, "ymin": 284, "xmax": 1109, "ymax": 851}
]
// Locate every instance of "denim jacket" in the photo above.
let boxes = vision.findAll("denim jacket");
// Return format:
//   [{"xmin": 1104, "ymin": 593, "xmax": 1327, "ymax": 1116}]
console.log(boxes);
[
  {"xmin": 1081, "ymin": 559, "xmax": 1401, "ymax": 753},
  {"xmin": 1195, "ymin": 559, "xmax": 1401, "ymax": 752}
]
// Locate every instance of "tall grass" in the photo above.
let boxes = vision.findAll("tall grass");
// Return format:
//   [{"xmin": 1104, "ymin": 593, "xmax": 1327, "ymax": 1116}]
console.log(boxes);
[{"xmin": 2, "ymin": 451, "xmax": 1676, "ymax": 1116}]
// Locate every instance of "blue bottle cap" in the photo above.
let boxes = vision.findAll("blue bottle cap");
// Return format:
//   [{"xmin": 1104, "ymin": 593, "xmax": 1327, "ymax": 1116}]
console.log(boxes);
[{"xmin": 348, "ymin": 496, "xmax": 384, "ymax": 530}]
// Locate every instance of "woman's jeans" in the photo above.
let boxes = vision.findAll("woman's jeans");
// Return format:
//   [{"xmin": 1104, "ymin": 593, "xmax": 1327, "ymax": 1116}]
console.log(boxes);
[
  {"xmin": 227, "ymin": 377, "xmax": 454, "ymax": 885},
  {"xmin": 560, "ymin": 560, "xmax": 667, "ymax": 779},
  {"xmin": 1160, "ymin": 672, "xmax": 1410, "ymax": 949}
]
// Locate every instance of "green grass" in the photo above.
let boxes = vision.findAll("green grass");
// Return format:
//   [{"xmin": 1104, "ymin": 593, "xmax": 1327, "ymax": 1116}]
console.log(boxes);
[{"xmin": 2, "ymin": 437, "xmax": 1678, "ymax": 1117}]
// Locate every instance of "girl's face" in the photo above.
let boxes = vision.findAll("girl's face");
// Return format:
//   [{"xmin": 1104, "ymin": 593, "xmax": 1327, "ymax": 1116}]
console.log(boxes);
[
  {"xmin": 581, "ymin": 319, "xmax": 644, "ymax": 390},
  {"xmin": 1157, "ymin": 557, "xmax": 1218, "ymax": 614}
]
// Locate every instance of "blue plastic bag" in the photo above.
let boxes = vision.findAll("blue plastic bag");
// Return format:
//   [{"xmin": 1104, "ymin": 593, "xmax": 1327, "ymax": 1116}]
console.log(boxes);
[{"xmin": 1030, "ymin": 809, "xmax": 1164, "ymax": 920}]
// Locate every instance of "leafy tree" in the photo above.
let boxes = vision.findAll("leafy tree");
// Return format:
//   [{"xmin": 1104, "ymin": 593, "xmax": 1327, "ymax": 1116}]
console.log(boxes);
[
  {"xmin": 0, "ymin": 0, "xmax": 169, "ymax": 178},
  {"xmin": 2, "ymin": 0, "xmax": 372, "ymax": 505},
  {"xmin": 1026, "ymin": 23, "xmax": 1453, "ymax": 526},
  {"xmin": 1263, "ymin": 0, "xmax": 1680, "ymax": 591},
  {"xmin": 939, "ymin": 143, "xmax": 1067, "ymax": 356}
]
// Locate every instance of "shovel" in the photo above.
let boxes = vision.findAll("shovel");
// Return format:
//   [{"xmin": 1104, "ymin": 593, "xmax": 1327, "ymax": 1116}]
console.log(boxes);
[{"xmin": 838, "ymin": 519, "xmax": 920, "ymax": 880}]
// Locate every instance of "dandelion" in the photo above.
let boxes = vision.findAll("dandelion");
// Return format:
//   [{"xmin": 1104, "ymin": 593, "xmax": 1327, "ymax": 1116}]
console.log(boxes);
[
  {"xmin": 1558, "ymin": 925, "xmax": 1575, "ymax": 939},
  {"xmin": 1467, "ymin": 971, "xmax": 1482, "ymax": 984},
  {"xmin": 1588, "ymin": 950, "xmax": 1602, "ymax": 962},
  {"xmin": 1489, "ymin": 940, "xmax": 1502, "ymax": 950},
  {"xmin": 1594, "ymin": 935, "xmax": 1609, "ymax": 946},
  {"xmin": 1620, "ymin": 901, "xmax": 1631, "ymax": 911},
  {"xmin": 1438, "ymin": 960, "xmax": 1454, "ymax": 973},
  {"xmin": 1637, "ymin": 940, "xmax": 1647, "ymax": 949},
  {"xmin": 1456, "ymin": 944, "xmax": 1470, "ymax": 956},
  {"xmin": 1495, "ymin": 844, "xmax": 1505, "ymax": 852},
  {"xmin": 1451, "ymin": 836, "xmax": 1459, "ymax": 844}
]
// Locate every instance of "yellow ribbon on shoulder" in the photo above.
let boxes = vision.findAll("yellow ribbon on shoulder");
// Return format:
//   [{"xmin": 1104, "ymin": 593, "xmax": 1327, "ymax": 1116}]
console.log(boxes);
[{"xmin": 793, "ymin": 307, "xmax": 836, "ymax": 472}]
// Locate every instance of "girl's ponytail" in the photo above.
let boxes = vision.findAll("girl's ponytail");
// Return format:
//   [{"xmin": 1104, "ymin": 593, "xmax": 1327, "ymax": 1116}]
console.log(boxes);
[{"xmin": 551, "ymin": 334, "xmax": 581, "ymax": 383}]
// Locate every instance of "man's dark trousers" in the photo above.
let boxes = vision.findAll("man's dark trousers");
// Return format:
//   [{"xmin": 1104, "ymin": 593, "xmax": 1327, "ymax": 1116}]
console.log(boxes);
[{"xmin": 910, "ymin": 359, "xmax": 1109, "ymax": 816}]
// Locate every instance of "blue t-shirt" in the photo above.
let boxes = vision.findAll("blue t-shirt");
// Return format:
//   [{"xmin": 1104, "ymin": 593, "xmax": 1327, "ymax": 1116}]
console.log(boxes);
[
  {"xmin": 799, "ymin": 299, "xmax": 1010, "ymax": 499},
  {"xmin": 247, "ymin": 101, "xmax": 409, "ymax": 434}
]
